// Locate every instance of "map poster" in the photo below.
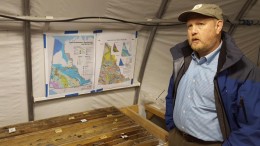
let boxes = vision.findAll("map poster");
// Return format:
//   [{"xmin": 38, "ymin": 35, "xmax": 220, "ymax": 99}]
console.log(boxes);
[
  {"xmin": 95, "ymin": 31, "xmax": 137, "ymax": 90},
  {"xmin": 44, "ymin": 33, "xmax": 95, "ymax": 97}
]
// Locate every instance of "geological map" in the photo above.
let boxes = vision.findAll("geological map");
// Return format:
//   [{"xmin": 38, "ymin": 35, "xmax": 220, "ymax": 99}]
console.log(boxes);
[{"xmin": 45, "ymin": 34, "xmax": 95, "ymax": 97}]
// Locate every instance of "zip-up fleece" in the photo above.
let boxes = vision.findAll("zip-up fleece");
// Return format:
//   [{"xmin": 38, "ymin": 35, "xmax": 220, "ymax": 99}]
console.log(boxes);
[{"xmin": 165, "ymin": 32, "xmax": 260, "ymax": 146}]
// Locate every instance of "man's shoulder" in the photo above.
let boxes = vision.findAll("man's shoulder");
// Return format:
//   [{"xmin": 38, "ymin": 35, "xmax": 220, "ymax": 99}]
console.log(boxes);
[
  {"xmin": 240, "ymin": 56, "xmax": 260, "ymax": 81},
  {"xmin": 228, "ymin": 56, "xmax": 260, "ymax": 82},
  {"xmin": 170, "ymin": 40, "xmax": 190, "ymax": 59}
]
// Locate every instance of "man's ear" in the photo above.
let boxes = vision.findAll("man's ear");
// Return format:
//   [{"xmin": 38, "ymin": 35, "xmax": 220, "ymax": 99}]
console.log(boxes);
[{"xmin": 215, "ymin": 20, "xmax": 223, "ymax": 34}]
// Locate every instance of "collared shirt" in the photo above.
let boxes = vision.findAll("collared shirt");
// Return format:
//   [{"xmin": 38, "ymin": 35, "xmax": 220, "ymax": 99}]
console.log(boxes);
[{"xmin": 173, "ymin": 41, "xmax": 223, "ymax": 141}]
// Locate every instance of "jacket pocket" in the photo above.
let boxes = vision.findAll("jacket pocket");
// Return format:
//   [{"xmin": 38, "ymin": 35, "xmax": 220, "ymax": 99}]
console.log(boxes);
[{"xmin": 239, "ymin": 96, "xmax": 248, "ymax": 123}]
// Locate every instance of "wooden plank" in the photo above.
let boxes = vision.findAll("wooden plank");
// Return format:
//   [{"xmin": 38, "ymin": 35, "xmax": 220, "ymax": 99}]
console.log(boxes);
[
  {"xmin": 42, "ymin": 117, "xmax": 137, "ymax": 146},
  {"xmin": 101, "ymin": 130, "xmax": 152, "ymax": 145},
  {"xmin": 144, "ymin": 104, "xmax": 165, "ymax": 119},
  {"xmin": 0, "ymin": 114, "xmax": 130, "ymax": 146},
  {"xmin": 0, "ymin": 107, "xmax": 121, "ymax": 139},
  {"xmin": 62, "ymin": 125, "xmax": 144, "ymax": 146},
  {"xmin": 86, "ymin": 128, "xmax": 148, "ymax": 145},
  {"xmin": 113, "ymin": 140, "xmax": 134, "ymax": 146},
  {"xmin": 126, "ymin": 105, "xmax": 139, "ymax": 113},
  {"xmin": 0, "ymin": 106, "xmax": 166, "ymax": 146},
  {"xmin": 120, "ymin": 106, "xmax": 168, "ymax": 143},
  {"xmin": 135, "ymin": 139, "xmax": 159, "ymax": 146}
]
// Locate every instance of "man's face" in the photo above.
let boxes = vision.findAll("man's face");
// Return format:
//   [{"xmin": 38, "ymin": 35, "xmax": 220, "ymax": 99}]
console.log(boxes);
[{"xmin": 186, "ymin": 15, "xmax": 223, "ymax": 57}]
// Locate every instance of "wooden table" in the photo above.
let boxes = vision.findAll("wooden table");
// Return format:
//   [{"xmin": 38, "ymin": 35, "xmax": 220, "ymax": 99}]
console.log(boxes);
[
  {"xmin": 0, "ymin": 106, "xmax": 168, "ymax": 146},
  {"xmin": 144, "ymin": 103, "xmax": 165, "ymax": 120}
]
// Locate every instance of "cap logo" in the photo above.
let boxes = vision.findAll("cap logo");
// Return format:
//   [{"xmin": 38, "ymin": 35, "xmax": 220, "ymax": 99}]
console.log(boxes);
[{"xmin": 192, "ymin": 4, "xmax": 202, "ymax": 10}]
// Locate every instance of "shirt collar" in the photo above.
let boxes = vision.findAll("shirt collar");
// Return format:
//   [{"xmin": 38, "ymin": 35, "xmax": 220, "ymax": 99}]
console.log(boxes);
[{"xmin": 191, "ymin": 40, "xmax": 222, "ymax": 65}]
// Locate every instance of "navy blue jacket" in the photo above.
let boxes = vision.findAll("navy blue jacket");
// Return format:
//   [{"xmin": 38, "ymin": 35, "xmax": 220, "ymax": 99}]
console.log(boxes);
[{"xmin": 165, "ymin": 32, "xmax": 260, "ymax": 146}]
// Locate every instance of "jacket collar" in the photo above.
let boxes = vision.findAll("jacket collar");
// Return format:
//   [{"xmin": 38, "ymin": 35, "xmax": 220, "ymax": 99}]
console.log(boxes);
[{"xmin": 170, "ymin": 31, "xmax": 244, "ymax": 72}]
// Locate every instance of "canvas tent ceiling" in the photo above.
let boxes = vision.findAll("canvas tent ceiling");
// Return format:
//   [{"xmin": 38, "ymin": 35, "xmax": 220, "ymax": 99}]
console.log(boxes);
[{"xmin": 0, "ymin": 0, "xmax": 259, "ymax": 127}]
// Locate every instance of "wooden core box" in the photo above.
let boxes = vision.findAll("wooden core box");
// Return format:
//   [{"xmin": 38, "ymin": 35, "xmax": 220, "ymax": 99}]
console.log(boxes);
[{"xmin": 0, "ymin": 106, "xmax": 168, "ymax": 146}]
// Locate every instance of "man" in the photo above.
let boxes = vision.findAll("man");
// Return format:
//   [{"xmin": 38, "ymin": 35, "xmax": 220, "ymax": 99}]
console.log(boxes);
[{"xmin": 165, "ymin": 3, "xmax": 260, "ymax": 146}]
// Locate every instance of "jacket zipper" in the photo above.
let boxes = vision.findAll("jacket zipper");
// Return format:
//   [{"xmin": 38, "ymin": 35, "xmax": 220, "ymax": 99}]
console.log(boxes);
[
  {"xmin": 239, "ymin": 96, "xmax": 248, "ymax": 123},
  {"xmin": 172, "ymin": 64, "xmax": 185, "ymax": 106},
  {"xmin": 213, "ymin": 77, "xmax": 230, "ymax": 139}
]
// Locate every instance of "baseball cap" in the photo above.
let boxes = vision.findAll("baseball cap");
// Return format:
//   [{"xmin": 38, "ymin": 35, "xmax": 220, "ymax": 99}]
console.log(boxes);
[{"xmin": 178, "ymin": 4, "xmax": 223, "ymax": 22}]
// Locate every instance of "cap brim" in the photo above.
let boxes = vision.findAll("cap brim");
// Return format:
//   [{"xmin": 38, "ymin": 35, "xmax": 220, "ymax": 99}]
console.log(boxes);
[
  {"xmin": 178, "ymin": 11, "xmax": 219, "ymax": 22},
  {"xmin": 178, "ymin": 11, "xmax": 206, "ymax": 22}
]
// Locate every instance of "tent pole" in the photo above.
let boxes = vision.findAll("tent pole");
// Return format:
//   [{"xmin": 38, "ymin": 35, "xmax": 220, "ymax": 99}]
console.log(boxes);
[
  {"xmin": 23, "ymin": 0, "xmax": 34, "ymax": 121},
  {"xmin": 133, "ymin": 0, "xmax": 169, "ymax": 104},
  {"xmin": 228, "ymin": 0, "xmax": 257, "ymax": 35}
]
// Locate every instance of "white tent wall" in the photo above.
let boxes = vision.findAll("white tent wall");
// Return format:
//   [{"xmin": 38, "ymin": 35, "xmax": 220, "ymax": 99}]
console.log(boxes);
[
  {"xmin": 0, "ymin": 0, "xmax": 28, "ymax": 126},
  {"xmin": 0, "ymin": 31, "xmax": 29, "ymax": 126},
  {"xmin": 0, "ymin": 0, "xmax": 259, "ymax": 126},
  {"xmin": 137, "ymin": 26, "xmax": 186, "ymax": 109}
]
